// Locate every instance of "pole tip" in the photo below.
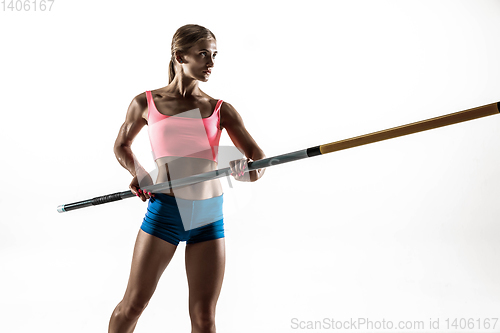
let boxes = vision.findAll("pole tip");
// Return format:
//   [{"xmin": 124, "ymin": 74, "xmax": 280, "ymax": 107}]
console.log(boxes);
[{"xmin": 57, "ymin": 205, "xmax": 66, "ymax": 213}]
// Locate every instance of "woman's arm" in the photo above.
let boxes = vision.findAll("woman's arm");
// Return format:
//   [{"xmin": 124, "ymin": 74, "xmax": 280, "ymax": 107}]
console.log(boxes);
[
  {"xmin": 113, "ymin": 93, "xmax": 153, "ymax": 201},
  {"xmin": 113, "ymin": 94, "xmax": 148, "ymax": 177},
  {"xmin": 220, "ymin": 101, "xmax": 266, "ymax": 182}
]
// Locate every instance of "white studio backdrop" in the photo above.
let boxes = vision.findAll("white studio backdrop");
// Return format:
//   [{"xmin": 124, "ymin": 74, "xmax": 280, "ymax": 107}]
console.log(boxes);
[{"xmin": 1, "ymin": 0, "xmax": 500, "ymax": 332}]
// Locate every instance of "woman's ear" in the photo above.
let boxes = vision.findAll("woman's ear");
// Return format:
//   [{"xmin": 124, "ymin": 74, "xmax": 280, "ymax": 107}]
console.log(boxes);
[{"xmin": 174, "ymin": 51, "xmax": 185, "ymax": 64}]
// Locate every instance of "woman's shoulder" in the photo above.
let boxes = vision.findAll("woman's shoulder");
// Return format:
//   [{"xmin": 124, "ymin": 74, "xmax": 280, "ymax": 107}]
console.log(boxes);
[
  {"xmin": 218, "ymin": 99, "xmax": 237, "ymax": 114},
  {"xmin": 218, "ymin": 99, "xmax": 243, "ymax": 131},
  {"xmin": 134, "ymin": 90, "xmax": 149, "ymax": 104},
  {"xmin": 199, "ymin": 92, "xmax": 226, "ymax": 113},
  {"xmin": 126, "ymin": 91, "xmax": 149, "ymax": 123}
]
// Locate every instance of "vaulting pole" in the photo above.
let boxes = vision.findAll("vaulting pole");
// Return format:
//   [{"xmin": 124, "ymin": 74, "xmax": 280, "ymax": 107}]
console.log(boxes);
[{"xmin": 57, "ymin": 101, "xmax": 500, "ymax": 213}]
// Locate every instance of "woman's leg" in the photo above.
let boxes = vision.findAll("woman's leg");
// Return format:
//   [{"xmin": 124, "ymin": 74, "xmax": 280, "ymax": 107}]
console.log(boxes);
[
  {"xmin": 108, "ymin": 229, "xmax": 178, "ymax": 333},
  {"xmin": 185, "ymin": 238, "xmax": 226, "ymax": 333}
]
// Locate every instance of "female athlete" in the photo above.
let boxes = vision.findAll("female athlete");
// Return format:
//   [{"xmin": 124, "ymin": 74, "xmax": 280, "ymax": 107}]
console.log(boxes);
[{"xmin": 108, "ymin": 24, "xmax": 266, "ymax": 333}]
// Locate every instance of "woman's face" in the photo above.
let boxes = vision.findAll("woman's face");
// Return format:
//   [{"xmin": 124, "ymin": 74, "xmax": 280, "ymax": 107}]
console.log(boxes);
[{"xmin": 181, "ymin": 38, "xmax": 217, "ymax": 82}]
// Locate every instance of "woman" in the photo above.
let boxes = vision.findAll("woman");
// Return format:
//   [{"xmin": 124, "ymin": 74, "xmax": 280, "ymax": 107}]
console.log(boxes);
[{"xmin": 109, "ymin": 24, "xmax": 266, "ymax": 333}]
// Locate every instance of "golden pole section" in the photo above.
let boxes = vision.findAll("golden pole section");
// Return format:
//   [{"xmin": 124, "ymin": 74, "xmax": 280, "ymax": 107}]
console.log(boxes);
[{"xmin": 320, "ymin": 102, "xmax": 499, "ymax": 155}]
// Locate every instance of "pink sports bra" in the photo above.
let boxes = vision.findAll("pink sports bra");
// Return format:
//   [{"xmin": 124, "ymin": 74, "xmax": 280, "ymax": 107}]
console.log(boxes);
[{"xmin": 146, "ymin": 91, "xmax": 223, "ymax": 163}]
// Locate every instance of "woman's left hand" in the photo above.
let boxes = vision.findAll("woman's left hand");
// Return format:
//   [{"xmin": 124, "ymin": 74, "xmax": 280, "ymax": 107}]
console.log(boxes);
[{"xmin": 229, "ymin": 157, "xmax": 250, "ymax": 181}]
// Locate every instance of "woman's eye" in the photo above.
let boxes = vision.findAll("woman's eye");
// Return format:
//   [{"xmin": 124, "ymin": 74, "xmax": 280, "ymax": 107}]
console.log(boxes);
[{"xmin": 200, "ymin": 52, "xmax": 216, "ymax": 58}]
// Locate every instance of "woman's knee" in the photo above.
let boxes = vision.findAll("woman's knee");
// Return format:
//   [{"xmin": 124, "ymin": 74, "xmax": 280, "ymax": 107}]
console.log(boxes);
[
  {"xmin": 121, "ymin": 297, "xmax": 150, "ymax": 320},
  {"xmin": 192, "ymin": 316, "xmax": 216, "ymax": 332},
  {"xmin": 191, "ymin": 307, "xmax": 216, "ymax": 330}
]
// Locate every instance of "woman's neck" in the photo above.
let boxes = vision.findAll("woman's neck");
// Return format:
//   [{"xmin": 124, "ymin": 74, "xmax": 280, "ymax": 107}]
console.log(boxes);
[{"xmin": 167, "ymin": 75, "xmax": 202, "ymax": 98}]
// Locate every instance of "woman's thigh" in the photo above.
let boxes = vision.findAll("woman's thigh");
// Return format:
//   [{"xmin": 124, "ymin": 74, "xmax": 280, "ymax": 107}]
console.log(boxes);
[
  {"xmin": 121, "ymin": 229, "xmax": 178, "ymax": 306},
  {"xmin": 185, "ymin": 238, "xmax": 226, "ymax": 313}
]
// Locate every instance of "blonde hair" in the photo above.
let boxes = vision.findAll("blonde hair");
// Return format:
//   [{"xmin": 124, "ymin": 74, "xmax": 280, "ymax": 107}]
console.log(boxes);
[{"xmin": 169, "ymin": 24, "xmax": 216, "ymax": 83}]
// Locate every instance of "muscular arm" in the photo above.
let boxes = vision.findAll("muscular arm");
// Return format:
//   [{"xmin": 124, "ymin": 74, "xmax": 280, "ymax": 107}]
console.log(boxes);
[
  {"xmin": 220, "ymin": 101, "xmax": 266, "ymax": 182},
  {"xmin": 113, "ymin": 93, "xmax": 148, "ymax": 177}
]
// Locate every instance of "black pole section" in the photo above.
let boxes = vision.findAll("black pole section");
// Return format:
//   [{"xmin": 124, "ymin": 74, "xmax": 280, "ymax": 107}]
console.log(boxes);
[{"xmin": 58, "ymin": 191, "xmax": 136, "ymax": 212}]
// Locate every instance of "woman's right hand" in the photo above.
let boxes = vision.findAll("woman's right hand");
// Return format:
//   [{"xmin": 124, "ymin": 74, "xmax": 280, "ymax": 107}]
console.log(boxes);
[{"xmin": 129, "ymin": 174, "xmax": 154, "ymax": 202}]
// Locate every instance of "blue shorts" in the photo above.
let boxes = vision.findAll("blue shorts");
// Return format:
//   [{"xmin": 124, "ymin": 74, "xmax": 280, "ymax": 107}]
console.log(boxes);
[{"xmin": 140, "ymin": 193, "xmax": 225, "ymax": 246}]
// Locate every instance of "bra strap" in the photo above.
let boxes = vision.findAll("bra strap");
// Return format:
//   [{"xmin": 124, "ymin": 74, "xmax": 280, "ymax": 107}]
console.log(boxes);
[
  {"xmin": 215, "ymin": 99, "xmax": 224, "ymax": 131},
  {"xmin": 215, "ymin": 99, "xmax": 224, "ymax": 112}
]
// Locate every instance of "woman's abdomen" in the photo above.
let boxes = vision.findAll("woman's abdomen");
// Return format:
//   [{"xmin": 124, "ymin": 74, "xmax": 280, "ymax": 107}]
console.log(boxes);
[{"xmin": 154, "ymin": 156, "xmax": 223, "ymax": 200}]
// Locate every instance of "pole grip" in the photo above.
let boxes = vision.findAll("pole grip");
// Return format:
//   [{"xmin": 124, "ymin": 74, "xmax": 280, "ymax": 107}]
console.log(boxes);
[{"xmin": 57, "ymin": 191, "xmax": 135, "ymax": 212}]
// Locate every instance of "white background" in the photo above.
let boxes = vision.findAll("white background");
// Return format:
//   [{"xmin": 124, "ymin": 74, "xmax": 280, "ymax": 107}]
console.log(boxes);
[{"xmin": 1, "ymin": 0, "xmax": 500, "ymax": 332}]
